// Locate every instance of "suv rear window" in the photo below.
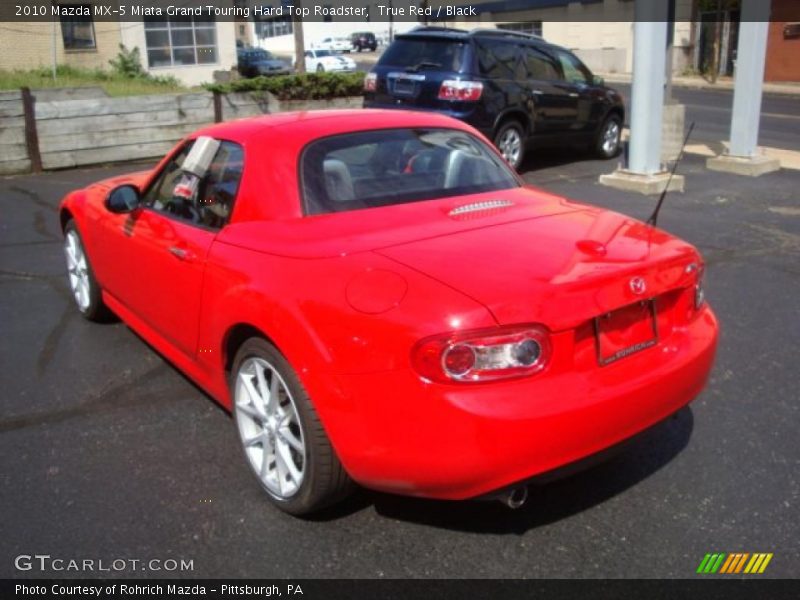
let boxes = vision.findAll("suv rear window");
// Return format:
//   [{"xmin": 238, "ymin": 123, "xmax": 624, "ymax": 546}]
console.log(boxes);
[
  {"xmin": 301, "ymin": 128, "xmax": 519, "ymax": 215},
  {"xmin": 379, "ymin": 38, "xmax": 466, "ymax": 72}
]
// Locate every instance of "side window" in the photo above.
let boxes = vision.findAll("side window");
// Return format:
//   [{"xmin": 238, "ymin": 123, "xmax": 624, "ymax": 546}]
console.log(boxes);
[
  {"xmin": 141, "ymin": 142, "xmax": 194, "ymax": 211},
  {"xmin": 556, "ymin": 50, "xmax": 592, "ymax": 85},
  {"xmin": 196, "ymin": 142, "xmax": 244, "ymax": 229},
  {"xmin": 142, "ymin": 140, "xmax": 244, "ymax": 230},
  {"xmin": 476, "ymin": 40, "xmax": 520, "ymax": 80},
  {"xmin": 523, "ymin": 46, "xmax": 559, "ymax": 81}
]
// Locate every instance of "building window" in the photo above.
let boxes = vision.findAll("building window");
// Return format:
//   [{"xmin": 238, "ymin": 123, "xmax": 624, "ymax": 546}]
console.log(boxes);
[
  {"xmin": 497, "ymin": 22, "xmax": 543, "ymax": 38},
  {"xmin": 144, "ymin": 16, "xmax": 218, "ymax": 68},
  {"xmin": 255, "ymin": 17, "xmax": 293, "ymax": 39},
  {"xmin": 60, "ymin": 4, "xmax": 96, "ymax": 51}
]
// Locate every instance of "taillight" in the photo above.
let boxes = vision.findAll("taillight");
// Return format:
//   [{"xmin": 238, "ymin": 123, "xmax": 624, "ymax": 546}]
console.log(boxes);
[
  {"xmin": 438, "ymin": 79, "xmax": 483, "ymax": 102},
  {"xmin": 694, "ymin": 265, "xmax": 706, "ymax": 310},
  {"xmin": 364, "ymin": 72, "xmax": 377, "ymax": 92},
  {"xmin": 412, "ymin": 324, "xmax": 551, "ymax": 384}
]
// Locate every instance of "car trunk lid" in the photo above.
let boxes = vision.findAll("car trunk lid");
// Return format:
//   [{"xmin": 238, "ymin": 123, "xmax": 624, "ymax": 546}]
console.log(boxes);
[{"xmin": 375, "ymin": 204, "xmax": 700, "ymax": 331}]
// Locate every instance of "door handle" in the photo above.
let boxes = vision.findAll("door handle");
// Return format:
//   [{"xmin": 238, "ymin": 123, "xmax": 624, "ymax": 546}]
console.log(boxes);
[
  {"xmin": 568, "ymin": 92, "xmax": 580, "ymax": 98},
  {"xmin": 168, "ymin": 246, "xmax": 195, "ymax": 261},
  {"xmin": 531, "ymin": 89, "xmax": 544, "ymax": 96}
]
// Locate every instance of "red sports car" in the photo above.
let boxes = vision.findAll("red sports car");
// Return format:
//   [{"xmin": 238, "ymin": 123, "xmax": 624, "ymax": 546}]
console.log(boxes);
[{"xmin": 60, "ymin": 110, "xmax": 718, "ymax": 515}]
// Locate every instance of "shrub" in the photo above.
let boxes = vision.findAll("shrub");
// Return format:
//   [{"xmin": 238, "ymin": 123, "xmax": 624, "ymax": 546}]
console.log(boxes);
[
  {"xmin": 108, "ymin": 45, "xmax": 180, "ymax": 87},
  {"xmin": 206, "ymin": 72, "xmax": 365, "ymax": 100},
  {"xmin": 108, "ymin": 44, "xmax": 146, "ymax": 78}
]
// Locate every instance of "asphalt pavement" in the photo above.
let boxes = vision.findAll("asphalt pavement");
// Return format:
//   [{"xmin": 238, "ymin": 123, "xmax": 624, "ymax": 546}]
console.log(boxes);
[
  {"xmin": 611, "ymin": 83, "xmax": 800, "ymax": 152},
  {"xmin": 1, "ymin": 151, "xmax": 798, "ymax": 578}
]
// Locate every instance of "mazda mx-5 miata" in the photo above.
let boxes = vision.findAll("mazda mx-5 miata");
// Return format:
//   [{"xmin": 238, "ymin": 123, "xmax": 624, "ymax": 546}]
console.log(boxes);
[{"xmin": 60, "ymin": 110, "xmax": 718, "ymax": 515}]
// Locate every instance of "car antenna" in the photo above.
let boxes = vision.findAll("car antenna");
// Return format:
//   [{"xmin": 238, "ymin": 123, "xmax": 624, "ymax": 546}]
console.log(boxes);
[{"xmin": 646, "ymin": 121, "xmax": 695, "ymax": 227}]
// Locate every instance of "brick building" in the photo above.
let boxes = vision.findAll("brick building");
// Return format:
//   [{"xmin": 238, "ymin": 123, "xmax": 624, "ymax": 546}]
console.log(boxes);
[
  {"xmin": 765, "ymin": 0, "xmax": 800, "ymax": 82},
  {"xmin": 0, "ymin": 3, "xmax": 237, "ymax": 86}
]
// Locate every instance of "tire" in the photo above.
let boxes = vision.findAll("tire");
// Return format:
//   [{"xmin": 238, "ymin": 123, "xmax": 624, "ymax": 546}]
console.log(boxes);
[
  {"xmin": 316, "ymin": 63, "xmax": 325, "ymax": 73},
  {"xmin": 231, "ymin": 337, "xmax": 354, "ymax": 515},
  {"xmin": 63, "ymin": 220, "xmax": 111, "ymax": 322},
  {"xmin": 595, "ymin": 113, "xmax": 623, "ymax": 159},
  {"xmin": 493, "ymin": 120, "xmax": 526, "ymax": 171}
]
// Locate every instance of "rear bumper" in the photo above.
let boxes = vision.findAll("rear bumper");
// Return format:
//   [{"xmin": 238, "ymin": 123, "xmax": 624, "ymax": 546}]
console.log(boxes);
[{"xmin": 328, "ymin": 306, "xmax": 718, "ymax": 500}]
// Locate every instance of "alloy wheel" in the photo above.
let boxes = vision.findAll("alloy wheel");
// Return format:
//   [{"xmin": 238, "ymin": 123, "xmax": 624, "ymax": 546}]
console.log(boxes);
[
  {"xmin": 234, "ymin": 357, "xmax": 306, "ymax": 499},
  {"xmin": 64, "ymin": 230, "xmax": 91, "ymax": 312},
  {"xmin": 497, "ymin": 127, "xmax": 522, "ymax": 167},
  {"xmin": 602, "ymin": 120, "xmax": 621, "ymax": 156}
]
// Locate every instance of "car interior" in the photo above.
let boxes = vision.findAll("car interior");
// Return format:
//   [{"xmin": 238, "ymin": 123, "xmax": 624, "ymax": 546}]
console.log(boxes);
[{"xmin": 305, "ymin": 129, "xmax": 518, "ymax": 215}]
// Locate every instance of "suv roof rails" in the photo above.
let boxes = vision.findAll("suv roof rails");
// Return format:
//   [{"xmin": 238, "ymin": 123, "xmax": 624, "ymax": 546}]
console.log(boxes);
[{"xmin": 469, "ymin": 28, "xmax": 545, "ymax": 42}]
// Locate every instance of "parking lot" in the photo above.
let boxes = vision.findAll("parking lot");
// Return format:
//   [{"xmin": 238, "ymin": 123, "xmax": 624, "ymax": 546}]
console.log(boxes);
[{"xmin": 1, "ymin": 147, "xmax": 798, "ymax": 578}]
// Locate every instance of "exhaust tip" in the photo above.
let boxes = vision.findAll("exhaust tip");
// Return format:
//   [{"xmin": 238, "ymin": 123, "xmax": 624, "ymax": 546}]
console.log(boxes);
[{"xmin": 501, "ymin": 486, "xmax": 528, "ymax": 509}]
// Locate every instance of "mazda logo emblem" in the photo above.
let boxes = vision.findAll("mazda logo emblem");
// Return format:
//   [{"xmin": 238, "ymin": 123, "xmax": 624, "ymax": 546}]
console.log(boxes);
[{"xmin": 629, "ymin": 277, "xmax": 647, "ymax": 295}]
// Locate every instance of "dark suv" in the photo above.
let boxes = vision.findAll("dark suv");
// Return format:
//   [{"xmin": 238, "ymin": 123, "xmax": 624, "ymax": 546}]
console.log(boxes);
[
  {"xmin": 363, "ymin": 27, "xmax": 625, "ymax": 169},
  {"xmin": 351, "ymin": 31, "xmax": 378, "ymax": 52}
]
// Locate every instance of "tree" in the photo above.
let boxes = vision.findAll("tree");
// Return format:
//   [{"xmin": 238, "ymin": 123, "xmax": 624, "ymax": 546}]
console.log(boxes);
[{"xmin": 293, "ymin": 1, "xmax": 306, "ymax": 74}]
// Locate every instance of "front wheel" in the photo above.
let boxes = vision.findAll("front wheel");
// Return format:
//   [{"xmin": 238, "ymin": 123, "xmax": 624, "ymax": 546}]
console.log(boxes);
[
  {"xmin": 63, "ymin": 221, "xmax": 110, "ymax": 321},
  {"xmin": 595, "ymin": 114, "xmax": 622, "ymax": 159},
  {"xmin": 316, "ymin": 63, "xmax": 325, "ymax": 73},
  {"xmin": 494, "ymin": 120, "xmax": 526, "ymax": 171},
  {"xmin": 231, "ymin": 338, "xmax": 353, "ymax": 515}
]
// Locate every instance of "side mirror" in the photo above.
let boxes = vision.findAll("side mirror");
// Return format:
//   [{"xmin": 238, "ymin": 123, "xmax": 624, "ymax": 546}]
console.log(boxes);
[
  {"xmin": 107, "ymin": 185, "xmax": 140, "ymax": 214},
  {"xmin": 593, "ymin": 75, "xmax": 605, "ymax": 87}
]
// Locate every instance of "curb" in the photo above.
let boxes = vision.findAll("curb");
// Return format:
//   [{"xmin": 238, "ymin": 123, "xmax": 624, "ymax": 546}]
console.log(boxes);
[{"xmin": 601, "ymin": 74, "xmax": 800, "ymax": 97}]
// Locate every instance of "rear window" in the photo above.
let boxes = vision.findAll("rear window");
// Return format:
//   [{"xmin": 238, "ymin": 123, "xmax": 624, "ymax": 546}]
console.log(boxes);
[
  {"xmin": 379, "ymin": 38, "xmax": 466, "ymax": 72},
  {"xmin": 301, "ymin": 128, "xmax": 519, "ymax": 216}
]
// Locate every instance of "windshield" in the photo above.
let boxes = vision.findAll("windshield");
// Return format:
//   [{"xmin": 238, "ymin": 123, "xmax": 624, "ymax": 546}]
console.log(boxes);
[
  {"xmin": 379, "ymin": 38, "xmax": 466, "ymax": 72},
  {"xmin": 249, "ymin": 50, "xmax": 273, "ymax": 60},
  {"xmin": 315, "ymin": 49, "xmax": 332, "ymax": 57},
  {"xmin": 301, "ymin": 128, "xmax": 519, "ymax": 215}
]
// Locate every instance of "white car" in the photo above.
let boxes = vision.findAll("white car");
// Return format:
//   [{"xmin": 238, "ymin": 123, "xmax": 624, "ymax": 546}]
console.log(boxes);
[
  {"xmin": 300, "ymin": 49, "xmax": 357, "ymax": 73},
  {"xmin": 313, "ymin": 37, "xmax": 351, "ymax": 54}
]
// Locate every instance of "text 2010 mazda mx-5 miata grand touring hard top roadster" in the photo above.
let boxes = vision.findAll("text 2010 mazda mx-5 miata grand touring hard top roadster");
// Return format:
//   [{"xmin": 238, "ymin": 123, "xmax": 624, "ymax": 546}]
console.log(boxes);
[{"xmin": 60, "ymin": 109, "xmax": 718, "ymax": 515}]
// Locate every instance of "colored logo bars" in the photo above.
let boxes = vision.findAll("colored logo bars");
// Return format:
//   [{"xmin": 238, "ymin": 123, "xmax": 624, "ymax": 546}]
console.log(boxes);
[{"xmin": 696, "ymin": 553, "xmax": 773, "ymax": 574}]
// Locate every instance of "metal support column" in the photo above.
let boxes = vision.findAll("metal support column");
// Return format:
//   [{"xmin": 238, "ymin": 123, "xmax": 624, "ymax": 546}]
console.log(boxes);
[
  {"xmin": 728, "ymin": 0, "xmax": 771, "ymax": 158},
  {"xmin": 628, "ymin": 1, "xmax": 669, "ymax": 174},
  {"xmin": 707, "ymin": 0, "xmax": 779, "ymax": 176}
]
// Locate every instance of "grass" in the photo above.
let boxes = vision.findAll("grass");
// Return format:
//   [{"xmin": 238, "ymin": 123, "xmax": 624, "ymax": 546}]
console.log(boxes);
[{"xmin": 0, "ymin": 65, "xmax": 189, "ymax": 97}]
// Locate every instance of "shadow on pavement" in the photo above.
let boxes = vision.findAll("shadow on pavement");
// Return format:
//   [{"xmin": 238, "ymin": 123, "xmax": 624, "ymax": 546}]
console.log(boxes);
[{"xmin": 519, "ymin": 146, "xmax": 618, "ymax": 174}]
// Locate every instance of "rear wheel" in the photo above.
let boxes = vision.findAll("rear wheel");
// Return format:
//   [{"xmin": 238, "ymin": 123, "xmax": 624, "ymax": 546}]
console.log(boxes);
[
  {"xmin": 316, "ymin": 63, "xmax": 325, "ymax": 73},
  {"xmin": 494, "ymin": 120, "xmax": 525, "ymax": 171},
  {"xmin": 595, "ymin": 114, "xmax": 622, "ymax": 159},
  {"xmin": 63, "ymin": 221, "xmax": 110, "ymax": 321},
  {"xmin": 231, "ymin": 338, "xmax": 353, "ymax": 515}
]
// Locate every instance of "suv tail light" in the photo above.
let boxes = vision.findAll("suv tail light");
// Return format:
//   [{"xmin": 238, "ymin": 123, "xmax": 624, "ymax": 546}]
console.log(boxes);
[
  {"xmin": 364, "ymin": 72, "xmax": 377, "ymax": 92},
  {"xmin": 438, "ymin": 80, "xmax": 483, "ymax": 102},
  {"xmin": 412, "ymin": 324, "xmax": 551, "ymax": 384}
]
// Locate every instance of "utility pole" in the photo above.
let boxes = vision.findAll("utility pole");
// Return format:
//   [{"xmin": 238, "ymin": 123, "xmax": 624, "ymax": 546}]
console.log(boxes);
[{"xmin": 51, "ymin": 1, "xmax": 57, "ymax": 81}]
